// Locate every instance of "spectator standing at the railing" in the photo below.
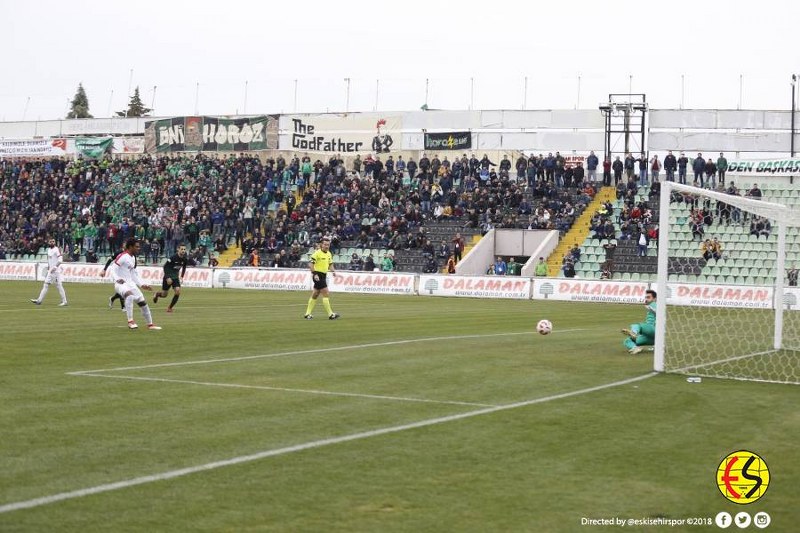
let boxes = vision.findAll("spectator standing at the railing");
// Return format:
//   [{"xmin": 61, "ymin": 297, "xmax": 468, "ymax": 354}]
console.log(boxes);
[
  {"xmin": 516, "ymin": 155, "xmax": 528, "ymax": 181},
  {"xmin": 602, "ymin": 157, "xmax": 612, "ymax": 186},
  {"xmin": 788, "ymin": 264, "xmax": 798, "ymax": 286},
  {"xmin": 573, "ymin": 163, "xmax": 585, "ymax": 188},
  {"xmin": 543, "ymin": 153, "xmax": 555, "ymax": 182},
  {"xmin": 692, "ymin": 153, "xmax": 706, "ymax": 187},
  {"xmin": 612, "ymin": 157, "xmax": 624, "ymax": 185},
  {"xmin": 663, "ymin": 151, "xmax": 677, "ymax": 182},
  {"xmin": 586, "ymin": 151, "xmax": 599, "ymax": 183},
  {"xmin": 717, "ymin": 153, "xmax": 728, "ymax": 184},
  {"xmin": 650, "ymin": 155, "xmax": 661, "ymax": 182},
  {"xmin": 677, "ymin": 152, "xmax": 689, "ymax": 184},
  {"xmin": 624, "ymin": 153, "xmax": 636, "ymax": 181},
  {"xmin": 704, "ymin": 158, "xmax": 717, "ymax": 189},
  {"xmin": 637, "ymin": 153, "xmax": 649, "ymax": 185}
]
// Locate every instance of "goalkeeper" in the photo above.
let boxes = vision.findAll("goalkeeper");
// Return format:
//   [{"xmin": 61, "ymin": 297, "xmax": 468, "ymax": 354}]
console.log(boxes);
[{"xmin": 621, "ymin": 290, "xmax": 657, "ymax": 354}]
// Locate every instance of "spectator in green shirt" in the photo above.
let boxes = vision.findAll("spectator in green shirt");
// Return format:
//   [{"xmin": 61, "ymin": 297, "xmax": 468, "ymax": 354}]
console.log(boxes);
[
  {"xmin": 507, "ymin": 257, "xmax": 521, "ymax": 276},
  {"xmin": 716, "ymin": 152, "xmax": 728, "ymax": 183},
  {"xmin": 534, "ymin": 257, "xmax": 548, "ymax": 277}
]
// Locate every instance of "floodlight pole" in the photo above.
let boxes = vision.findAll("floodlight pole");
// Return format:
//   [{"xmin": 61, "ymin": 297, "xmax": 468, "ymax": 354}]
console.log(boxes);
[{"xmin": 791, "ymin": 75, "xmax": 796, "ymax": 157}]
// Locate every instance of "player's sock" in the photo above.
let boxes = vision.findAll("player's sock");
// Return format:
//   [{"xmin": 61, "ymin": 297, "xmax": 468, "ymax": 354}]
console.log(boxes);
[
  {"xmin": 37, "ymin": 283, "xmax": 49, "ymax": 302},
  {"xmin": 305, "ymin": 297, "xmax": 317, "ymax": 316},
  {"xmin": 322, "ymin": 297, "xmax": 333, "ymax": 316},
  {"xmin": 139, "ymin": 301, "xmax": 153, "ymax": 324},
  {"xmin": 125, "ymin": 296, "xmax": 135, "ymax": 321},
  {"xmin": 169, "ymin": 294, "xmax": 180, "ymax": 309}
]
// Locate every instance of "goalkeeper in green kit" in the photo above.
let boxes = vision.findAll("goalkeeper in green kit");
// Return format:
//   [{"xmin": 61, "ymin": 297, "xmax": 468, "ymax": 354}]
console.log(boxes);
[{"xmin": 622, "ymin": 290, "xmax": 657, "ymax": 354}]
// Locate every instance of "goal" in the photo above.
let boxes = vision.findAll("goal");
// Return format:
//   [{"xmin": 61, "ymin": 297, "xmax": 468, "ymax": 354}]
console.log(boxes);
[{"xmin": 654, "ymin": 181, "xmax": 800, "ymax": 384}]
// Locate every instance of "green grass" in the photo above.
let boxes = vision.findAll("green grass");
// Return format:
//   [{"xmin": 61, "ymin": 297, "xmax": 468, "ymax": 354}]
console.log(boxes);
[{"xmin": 0, "ymin": 281, "xmax": 798, "ymax": 532}]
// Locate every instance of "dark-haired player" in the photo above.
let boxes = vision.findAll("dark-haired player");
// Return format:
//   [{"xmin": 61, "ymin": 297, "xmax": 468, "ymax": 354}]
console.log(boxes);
[
  {"xmin": 621, "ymin": 290, "xmax": 657, "ymax": 354},
  {"xmin": 101, "ymin": 248, "xmax": 128, "ymax": 310},
  {"xmin": 153, "ymin": 245, "xmax": 195, "ymax": 313}
]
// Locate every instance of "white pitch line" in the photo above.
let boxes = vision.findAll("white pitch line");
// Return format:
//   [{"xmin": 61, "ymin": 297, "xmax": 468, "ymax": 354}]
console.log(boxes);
[
  {"xmin": 0, "ymin": 372, "xmax": 656, "ymax": 515},
  {"xmin": 79, "ymin": 373, "xmax": 497, "ymax": 408},
  {"xmin": 67, "ymin": 329, "xmax": 587, "ymax": 375}
]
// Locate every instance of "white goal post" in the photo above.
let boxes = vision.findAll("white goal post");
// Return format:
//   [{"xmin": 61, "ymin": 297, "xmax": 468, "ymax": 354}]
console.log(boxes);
[{"xmin": 654, "ymin": 181, "xmax": 800, "ymax": 384}]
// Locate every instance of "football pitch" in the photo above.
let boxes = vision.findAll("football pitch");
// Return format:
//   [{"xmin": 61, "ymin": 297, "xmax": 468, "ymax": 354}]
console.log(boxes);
[{"xmin": 1, "ymin": 282, "xmax": 798, "ymax": 532}]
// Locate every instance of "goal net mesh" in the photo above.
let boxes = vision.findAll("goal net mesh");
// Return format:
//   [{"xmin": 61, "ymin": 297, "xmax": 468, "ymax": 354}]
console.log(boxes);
[{"xmin": 656, "ymin": 182, "xmax": 800, "ymax": 385}]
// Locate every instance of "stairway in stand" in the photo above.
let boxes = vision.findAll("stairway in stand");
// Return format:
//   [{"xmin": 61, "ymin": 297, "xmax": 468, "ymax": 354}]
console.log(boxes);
[{"xmin": 546, "ymin": 186, "xmax": 617, "ymax": 276}]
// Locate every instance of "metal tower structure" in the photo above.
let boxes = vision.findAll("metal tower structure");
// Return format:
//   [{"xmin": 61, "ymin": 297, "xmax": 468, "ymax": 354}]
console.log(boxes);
[{"xmin": 599, "ymin": 94, "xmax": 648, "ymax": 162}]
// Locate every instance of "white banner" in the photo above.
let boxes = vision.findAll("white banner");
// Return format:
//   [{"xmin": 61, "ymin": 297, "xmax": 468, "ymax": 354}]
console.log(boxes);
[
  {"xmin": 279, "ymin": 113, "xmax": 402, "ymax": 153},
  {"xmin": 666, "ymin": 283, "xmax": 773, "ymax": 309},
  {"xmin": 113, "ymin": 137, "xmax": 145, "ymax": 154},
  {"xmin": 213, "ymin": 268, "xmax": 311, "ymax": 291},
  {"xmin": 32, "ymin": 263, "xmax": 213, "ymax": 288},
  {"xmin": 0, "ymin": 261, "xmax": 38, "ymax": 281},
  {"xmin": 135, "ymin": 266, "xmax": 213, "ymax": 289},
  {"xmin": 330, "ymin": 271, "xmax": 415, "ymax": 295},
  {"xmin": 0, "ymin": 138, "xmax": 67, "ymax": 157},
  {"xmin": 419, "ymin": 275, "xmax": 531, "ymax": 299},
  {"xmin": 43, "ymin": 263, "xmax": 110, "ymax": 284},
  {"xmin": 533, "ymin": 279, "xmax": 650, "ymax": 304},
  {"xmin": 727, "ymin": 158, "xmax": 800, "ymax": 177}
]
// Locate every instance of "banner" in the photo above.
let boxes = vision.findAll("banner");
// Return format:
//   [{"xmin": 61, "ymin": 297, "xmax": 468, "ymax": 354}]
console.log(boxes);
[
  {"xmin": 727, "ymin": 158, "xmax": 800, "ymax": 177},
  {"xmin": 113, "ymin": 137, "xmax": 145, "ymax": 154},
  {"xmin": 279, "ymin": 113, "xmax": 402, "ymax": 153},
  {"xmin": 144, "ymin": 115, "xmax": 278, "ymax": 153},
  {"xmin": 0, "ymin": 261, "xmax": 37, "ymax": 280},
  {"xmin": 419, "ymin": 275, "xmax": 530, "ymax": 299},
  {"xmin": 424, "ymin": 131, "xmax": 472, "ymax": 151},
  {"xmin": 533, "ymin": 279, "xmax": 649, "ymax": 304},
  {"xmin": 330, "ymin": 271, "xmax": 415, "ymax": 295},
  {"xmin": 0, "ymin": 139, "xmax": 67, "ymax": 157},
  {"xmin": 666, "ymin": 283, "xmax": 773, "ymax": 309},
  {"xmin": 213, "ymin": 268, "xmax": 311, "ymax": 291},
  {"xmin": 75, "ymin": 137, "xmax": 113, "ymax": 158}
]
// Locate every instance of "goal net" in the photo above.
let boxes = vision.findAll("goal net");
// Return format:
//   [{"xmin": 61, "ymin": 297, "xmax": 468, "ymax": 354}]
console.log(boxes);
[{"xmin": 654, "ymin": 181, "xmax": 800, "ymax": 385}]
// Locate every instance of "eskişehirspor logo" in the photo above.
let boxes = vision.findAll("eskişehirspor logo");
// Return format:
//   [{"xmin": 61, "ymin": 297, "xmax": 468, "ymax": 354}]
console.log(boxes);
[{"xmin": 716, "ymin": 450, "xmax": 770, "ymax": 504}]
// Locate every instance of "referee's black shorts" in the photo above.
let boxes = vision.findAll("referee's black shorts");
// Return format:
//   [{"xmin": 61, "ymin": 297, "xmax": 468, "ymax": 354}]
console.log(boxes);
[{"xmin": 313, "ymin": 272, "xmax": 328, "ymax": 290}]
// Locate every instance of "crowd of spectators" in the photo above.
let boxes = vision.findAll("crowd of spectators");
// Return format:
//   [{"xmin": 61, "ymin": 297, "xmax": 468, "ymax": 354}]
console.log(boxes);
[{"xmin": 2, "ymin": 150, "xmax": 599, "ymax": 272}]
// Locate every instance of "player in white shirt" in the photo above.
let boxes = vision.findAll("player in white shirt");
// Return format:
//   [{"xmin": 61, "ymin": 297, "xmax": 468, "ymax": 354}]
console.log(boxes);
[
  {"xmin": 111, "ymin": 238, "xmax": 161, "ymax": 330},
  {"xmin": 30, "ymin": 238, "xmax": 68, "ymax": 306}
]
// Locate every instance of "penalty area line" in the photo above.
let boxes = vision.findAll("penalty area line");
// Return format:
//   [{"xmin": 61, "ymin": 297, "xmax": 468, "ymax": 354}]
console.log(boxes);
[
  {"xmin": 0, "ymin": 371, "xmax": 655, "ymax": 515},
  {"xmin": 66, "ymin": 329, "xmax": 587, "ymax": 375},
  {"xmin": 77, "ymin": 373, "xmax": 497, "ymax": 408}
]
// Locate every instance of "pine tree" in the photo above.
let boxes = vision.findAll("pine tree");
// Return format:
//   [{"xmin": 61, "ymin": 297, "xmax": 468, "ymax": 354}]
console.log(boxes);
[
  {"xmin": 116, "ymin": 86, "xmax": 152, "ymax": 117},
  {"xmin": 67, "ymin": 83, "xmax": 93, "ymax": 119}
]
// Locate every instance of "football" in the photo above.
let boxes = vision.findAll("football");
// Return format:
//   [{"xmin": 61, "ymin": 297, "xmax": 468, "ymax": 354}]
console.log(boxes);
[{"xmin": 537, "ymin": 319, "xmax": 553, "ymax": 335}]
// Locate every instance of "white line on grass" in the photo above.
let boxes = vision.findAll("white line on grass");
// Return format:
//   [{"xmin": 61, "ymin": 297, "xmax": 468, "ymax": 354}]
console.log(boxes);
[
  {"xmin": 0, "ymin": 371, "xmax": 656, "ymax": 514},
  {"xmin": 66, "ymin": 329, "xmax": 587, "ymax": 375},
  {"xmin": 78, "ymin": 373, "xmax": 497, "ymax": 407}
]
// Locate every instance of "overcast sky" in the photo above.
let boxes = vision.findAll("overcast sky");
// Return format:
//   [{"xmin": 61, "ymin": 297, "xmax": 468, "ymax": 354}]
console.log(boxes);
[{"xmin": 1, "ymin": 0, "xmax": 798, "ymax": 121}]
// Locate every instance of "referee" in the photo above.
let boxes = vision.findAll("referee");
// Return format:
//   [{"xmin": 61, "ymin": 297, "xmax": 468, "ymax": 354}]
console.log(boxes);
[{"xmin": 304, "ymin": 238, "xmax": 340, "ymax": 320}]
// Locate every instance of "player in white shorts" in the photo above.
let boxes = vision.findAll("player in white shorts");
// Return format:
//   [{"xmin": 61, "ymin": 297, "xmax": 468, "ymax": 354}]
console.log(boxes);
[
  {"xmin": 110, "ymin": 238, "xmax": 161, "ymax": 330},
  {"xmin": 30, "ymin": 238, "xmax": 68, "ymax": 307}
]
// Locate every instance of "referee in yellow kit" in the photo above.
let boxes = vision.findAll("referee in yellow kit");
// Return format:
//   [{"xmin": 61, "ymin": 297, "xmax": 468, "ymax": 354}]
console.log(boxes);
[{"xmin": 304, "ymin": 237, "xmax": 340, "ymax": 320}]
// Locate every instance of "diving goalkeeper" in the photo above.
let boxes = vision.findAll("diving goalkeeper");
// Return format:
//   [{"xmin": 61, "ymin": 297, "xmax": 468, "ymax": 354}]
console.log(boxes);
[{"xmin": 622, "ymin": 290, "xmax": 657, "ymax": 355}]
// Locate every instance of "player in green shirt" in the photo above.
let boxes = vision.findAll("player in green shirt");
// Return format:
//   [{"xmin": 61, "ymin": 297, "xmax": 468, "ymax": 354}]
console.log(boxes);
[
  {"xmin": 304, "ymin": 238, "xmax": 340, "ymax": 320},
  {"xmin": 622, "ymin": 290, "xmax": 657, "ymax": 354}
]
